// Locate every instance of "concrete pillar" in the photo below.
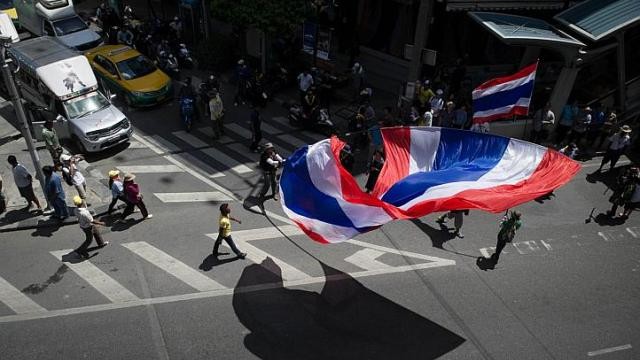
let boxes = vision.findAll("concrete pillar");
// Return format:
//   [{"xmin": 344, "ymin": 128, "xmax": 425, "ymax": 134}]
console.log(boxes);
[
  {"xmin": 616, "ymin": 32, "xmax": 626, "ymax": 113},
  {"xmin": 519, "ymin": 46, "xmax": 540, "ymax": 69},
  {"xmin": 549, "ymin": 65, "xmax": 580, "ymax": 124},
  {"xmin": 407, "ymin": 0, "xmax": 434, "ymax": 83}
]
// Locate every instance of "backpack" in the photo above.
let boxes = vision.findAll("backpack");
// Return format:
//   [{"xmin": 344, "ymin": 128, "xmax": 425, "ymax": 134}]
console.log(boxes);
[{"xmin": 61, "ymin": 167, "xmax": 73, "ymax": 186}]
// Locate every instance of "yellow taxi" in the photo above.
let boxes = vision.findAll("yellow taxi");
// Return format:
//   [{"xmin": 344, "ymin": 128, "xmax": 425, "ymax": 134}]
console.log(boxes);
[
  {"xmin": 0, "ymin": 0, "xmax": 17, "ymax": 26},
  {"xmin": 85, "ymin": 45, "xmax": 172, "ymax": 107}
]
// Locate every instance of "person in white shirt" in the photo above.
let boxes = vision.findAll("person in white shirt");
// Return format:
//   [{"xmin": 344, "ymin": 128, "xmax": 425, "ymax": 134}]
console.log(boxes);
[
  {"xmin": 8, "ymin": 155, "xmax": 42, "ymax": 211},
  {"xmin": 597, "ymin": 125, "xmax": 632, "ymax": 172},
  {"xmin": 73, "ymin": 196, "xmax": 107, "ymax": 259},
  {"xmin": 297, "ymin": 70, "xmax": 314, "ymax": 102},
  {"xmin": 259, "ymin": 143, "xmax": 284, "ymax": 201},
  {"xmin": 60, "ymin": 154, "xmax": 89, "ymax": 206},
  {"xmin": 531, "ymin": 102, "xmax": 555, "ymax": 144},
  {"xmin": 422, "ymin": 109, "xmax": 433, "ymax": 127}
]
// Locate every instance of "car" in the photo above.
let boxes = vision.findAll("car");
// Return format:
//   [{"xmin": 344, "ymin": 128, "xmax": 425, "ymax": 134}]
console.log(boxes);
[{"xmin": 85, "ymin": 45, "xmax": 173, "ymax": 107}]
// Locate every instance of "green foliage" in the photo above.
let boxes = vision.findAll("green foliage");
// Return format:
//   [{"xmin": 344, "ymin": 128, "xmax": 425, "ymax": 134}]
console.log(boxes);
[
  {"xmin": 209, "ymin": 0, "xmax": 308, "ymax": 34},
  {"xmin": 193, "ymin": 33, "xmax": 238, "ymax": 72}
]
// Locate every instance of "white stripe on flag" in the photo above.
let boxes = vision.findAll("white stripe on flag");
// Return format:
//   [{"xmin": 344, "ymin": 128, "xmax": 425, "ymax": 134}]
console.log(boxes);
[{"xmin": 472, "ymin": 70, "xmax": 536, "ymax": 99}]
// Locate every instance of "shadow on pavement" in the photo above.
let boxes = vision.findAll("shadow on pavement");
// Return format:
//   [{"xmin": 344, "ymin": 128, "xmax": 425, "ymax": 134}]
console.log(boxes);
[
  {"xmin": 198, "ymin": 253, "xmax": 237, "ymax": 271},
  {"xmin": 21, "ymin": 264, "xmax": 69, "ymax": 294},
  {"xmin": 410, "ymin": 219, "xmax": 457, "ymax": 249},
  {"xmin": 233, "ymin": 258, "xmax": 465, "ymax": 359},
  {"xmin": 593, "ymin": 213, "xmax": 627, "ymax": 226}
]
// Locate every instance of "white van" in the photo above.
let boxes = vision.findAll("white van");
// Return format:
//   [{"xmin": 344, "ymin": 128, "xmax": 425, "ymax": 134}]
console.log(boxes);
[
  {"xmin": 15, "ymin": 0, "xmax": 102, "ymax": 50},
  {"xmin": 7, "ymin": 36, "xmax": 132, "ymax": 152}
]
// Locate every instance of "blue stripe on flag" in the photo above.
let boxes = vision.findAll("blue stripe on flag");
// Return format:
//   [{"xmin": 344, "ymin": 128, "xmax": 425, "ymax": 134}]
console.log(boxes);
[
  {"xmin": 381, "ymin": 129, "xmax": 510, "ymax": 206},
  {"xmin": 473, "ymin": 81, "xmax": 534, "ymax": 113},
  {"xmin": 281, "ymin": 146, "xmax": 358, "ymax": 229}
]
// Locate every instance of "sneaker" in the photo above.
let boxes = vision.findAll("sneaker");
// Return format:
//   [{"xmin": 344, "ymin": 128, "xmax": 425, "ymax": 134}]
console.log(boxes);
[
  {"xmin": 143, "ymin": 214, "xmax": 153, "ymax": 220},
  {"xmin": 454, "ymin": 231, "xmax": 464, "ymax": 239},
  {"xmin": 273, "ymin": 194, "xmax": 279, "ymax": 201},
  {"xmin": 237, "ymin": 252, "xmax": 247, "ymax": 259},
  {"xmin": 436, "ymin": 217, "xmax": 446, "ymax": 225},
  {"xmin": 99, "ymin": 241, "xmax": 109, "ymax": 248}
]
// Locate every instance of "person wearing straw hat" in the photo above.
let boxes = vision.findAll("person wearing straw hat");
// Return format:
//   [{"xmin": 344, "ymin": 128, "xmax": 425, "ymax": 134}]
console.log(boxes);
[
  {"xmin": 73, "ymin": 195, "xmax": 107, "ymax": 259},
  {"xmin": 107, "ymin": 170, "xmax": 128, "ymax": 215},
  {"xmin": 117, "ymin": 173, "xmax": 152, "ymax": 222},
  {"xmin": 597, "ymin": 125, "xmax": 632, "ymax": 173},
  {"xmin": 259, "ymin": 143, "xmax": 284, "ymax": 201}
]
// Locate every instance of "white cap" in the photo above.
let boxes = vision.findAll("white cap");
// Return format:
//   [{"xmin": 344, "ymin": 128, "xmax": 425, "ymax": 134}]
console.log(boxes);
[
  {"xmin": 60, "ymin": 154, "xmax": 71, "ymax": 161},
  {"xmin": 436, "ymin": 89, "xmax": 444, "ymax": 95}
]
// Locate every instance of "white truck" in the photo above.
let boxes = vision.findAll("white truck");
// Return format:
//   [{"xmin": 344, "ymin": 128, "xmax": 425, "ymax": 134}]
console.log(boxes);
[
  {"xmin": 15, "ymin": 0, "xmax": 102, "ymax": 51},
  {"xmin": 6, "ymin": 36, "xmax": 132, "ymax": 152}
]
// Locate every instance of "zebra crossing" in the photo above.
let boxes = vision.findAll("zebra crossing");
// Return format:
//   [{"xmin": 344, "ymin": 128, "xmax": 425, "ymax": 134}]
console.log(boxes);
[{"xmin": 0, "ymin": 232, "xmax": 455, "ymax": 322}]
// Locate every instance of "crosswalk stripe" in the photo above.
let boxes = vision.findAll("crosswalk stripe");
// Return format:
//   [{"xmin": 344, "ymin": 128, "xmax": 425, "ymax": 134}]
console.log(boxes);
[
  {"xmin": 122, "ymin": 242, "xmax": 226, "ymax": 291},
  {"xmin": 117, "ymin": 165, "xmax": 184, "ymax": 174},
  {"xmin": 277, "ymin": 133, "xmax": 308, "ymax": 150},
  {"xmin": 271, "ymin": 116, "xmax": 294, "ymax": 130},
  {"xmin": 344, "ymin": 249, "xmax": 392, "ymax": 271},
  {"xmin": 150, "ymin": 135, "xmax": 225, "ymax": 178},
  {"xmin": 0, "ymin": 275, "xmax": 46, "ymax": 314},
  {"xmin": 154, "ymin": 192, "xmax": 232, "ymax": 202},
  {"xmin": 225, "ymin": 123, "xmax": 252, "ymax": 139},
  {"xmin": 127, "ymin": 140, "xmax": 148, "ymax": 149},
  {"xmin": 172, "ymin": 131, "xmax": 253, "ymax": 174},
  {"xmin": 226, "ymin": 143, "xmax": 260, "ymax": 163},
  {"xmin": 205, "ymin": 233, "xmax": 309, "ymax": 281},
  {"xmin": 50, "ymin": 250, "xmax": 139, "ymax": 303},
  {"xmin": 195, "ymin": 127, "xmax": 234, "ymax": 144},
  {"xmin": 261, "ymin": 122, "xmax": 282, "ymax": 135}
]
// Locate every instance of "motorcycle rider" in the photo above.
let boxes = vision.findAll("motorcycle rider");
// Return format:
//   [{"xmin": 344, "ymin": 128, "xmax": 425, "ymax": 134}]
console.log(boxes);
[{"xmin": 179, "ymin": 77, "xmax": 198, "ymax": 122}]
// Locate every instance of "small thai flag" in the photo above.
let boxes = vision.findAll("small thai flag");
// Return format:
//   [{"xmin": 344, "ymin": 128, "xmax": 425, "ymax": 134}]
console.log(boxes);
[{"xmin": 472, "ymin": 62, "xmax": 538, "ymax": 123}]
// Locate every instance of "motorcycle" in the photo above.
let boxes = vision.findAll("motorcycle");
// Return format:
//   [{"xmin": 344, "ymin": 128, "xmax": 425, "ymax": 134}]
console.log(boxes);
[
  {"xmin": 177, "ymin": 43, "xmax": 195, "ymax": 69},
  {"xmin": 288, "ymin": 104, "xmax": 336, "ymax": 136},
  {"xmin": 180, "ymin": 96, "xmax": 195, "ymax": 131}
]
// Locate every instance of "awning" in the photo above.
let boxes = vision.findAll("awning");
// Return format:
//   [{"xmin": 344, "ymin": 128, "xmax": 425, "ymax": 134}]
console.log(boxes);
[
  {"xmin": 468, "ymin": 12, "xmax": 586, "ymax": 49},
  {"xmin": 447, "ymin": 0, "xmax": 566, "ymax": 11},
  {"xmin": 554, "ymin": 0, "xmax": 640, "ymax": 41}
]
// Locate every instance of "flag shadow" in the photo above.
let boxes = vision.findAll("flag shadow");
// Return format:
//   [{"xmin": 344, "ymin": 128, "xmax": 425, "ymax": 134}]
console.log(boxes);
[{"xmin": 233, "ymin": 258, "xmax": 465, "ymax": 359}]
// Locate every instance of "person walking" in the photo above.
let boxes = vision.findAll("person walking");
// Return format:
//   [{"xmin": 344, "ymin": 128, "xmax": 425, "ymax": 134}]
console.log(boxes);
[
  {"xmin": 117, "ymin": 173, "xmax": 152, "ymax": 222},
  {"xmin": 436, "ymin": 210, "xmax": 468, "ymax": 238},
  {"xmin": 249, "ymin": 106, "xmax": 263, "ymax": 152},
  {"xmin": 259, "ymin": 143, "xmax": 284, "ymax": 201},
  {"xmin": 620, "ymin": 178, "xmax": 640, "ymax": 220},
  {"xmin": 365, "ymin": 149, "xmax": 384, "ymax": 193},
  {"xmin": 59, "ymin": 154, "xmax": 89, "ymax": 206},
  {"xmin": 42, "ymin": 120, "xmax": 63, "ymax": 164},
  {"xmin": 530, "ymin": 102, "xmax": 555, "ymax": 144},
  {"xmin": 107, "ymin": 170, "xmax": 128, "ymax": 215},
  {"xmin": 606, "ymin": 166, "xmax": 639, "ymax": 218},
  {"xmin": 8, "ymin": 155, "xmax": 42, "ymax": 212},
  {"xmin": 490, "ymin": 211, "xmax": 522, "ymax": 265},
  {"xmin": 208, "ymin": 89, "xmax": 225, "ymax": 139},
  {"xmin": 554, "ymin": 101, "xmax": 578, "ymax": 146},
  {"xmin": 297, "ymin": 69, "xmax": 314, "ymax": 103},
  {"xmin": 567, "ymin": 106, "xmax": 591, "ymax": 146},
  {"xmin": 597, "ymin": 125, "xmax": 632, "ymax": 172},
  {"xmin": 43, "ymin": 165, "xmax": 69, "ymax": 220},
  {"xmin": 212, "ymin": 203, "xmax": 246, "ymax": 259},
  {"xmin": 73, "ymin": 196, "xmax": 107, "ymax": 259}
]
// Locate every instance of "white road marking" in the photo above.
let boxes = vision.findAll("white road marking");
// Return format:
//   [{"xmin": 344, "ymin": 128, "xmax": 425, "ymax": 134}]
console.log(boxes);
[
  {"xmin": 205, "ymin": 233, "xmax": 309, "ymax": 281},
  {"xmin": 150, "ymin": 135, "xmax": 225, "ymax": 178},
  {"xmin": 597, "ymin": 231, "xmax": 611, "ymax": 242},
  {"xmin": 348, "ymin": 239, "xmax": 455, "ymax": 265},
  {"xmin": 345, "ymin": 249, "xmax": 392, "ymax": 270},
  {"xmin": 122, "ymin": 242, "xmax": 226, "ymax": 292},
  {"xmin": 172, "ymin": 130, "xmax": 253, "ymax": 174},
  {"xmin": 225, "ymin": 225, "xmax": 302, "ymax": 241},
  {"xmin": 277, "ymin": 133, "xmax": 307, "ymax": 150},
  {"xmin": 154, "ymin": 192, "xmax": 232, "ymax": 203},
  {"xmin": 0, "ymin": 275, "xmax": 46, "ymax": 314},
  {"xmin": 51, "ymin": 250, "xmax": 139, "ymax": 303},
  {"xmin": 195, "ymin": 127, "xmax": 233, "ymax": 144},
  {"xmin": 626, "ymin": 227, "xmax": 638, "ymax": 238},
  {"xmin": 225, "ymin": 123, "xmax": 252, "ymax": 139},
  {"xmin": 540, "ymin": 239, "xmax": 553, "ymax": 251},
  {"xmin": 127, "ymin": 140, "xmax": 147, "ymax": 149},
  {"xmin": 479, "ymin": 247, "xmax": 497, "ymax": 258},
  {"xmin": 587, "ymin": 344, "xmax": 632, "ymax": 356},
  {"xmin": 513, "ymin": 240, "xmax": 540, "ymax": 254},
  {"xmin": 133, "ymin": 134, "xmax": 291, "ymax": 224},
  {"xmin": 581, "ymin": 159, "xmax": 631, "ymax": 168},
  {"xmin": 117, "ymin": 165, "xmax": 184, "ymax": 174},
  {"xmin": 227, "ymin": 143, "xmax": 260, "ymax": 162}
]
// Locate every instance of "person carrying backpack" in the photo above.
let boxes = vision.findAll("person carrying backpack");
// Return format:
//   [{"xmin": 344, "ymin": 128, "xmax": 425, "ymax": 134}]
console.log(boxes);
[
  {"xmin": 259, "ymin": 143, "xmax": 284, "ymax": 201},
  {"xmin": 59, "ymin": 154, "xmax": 89, "ymax": 206}
]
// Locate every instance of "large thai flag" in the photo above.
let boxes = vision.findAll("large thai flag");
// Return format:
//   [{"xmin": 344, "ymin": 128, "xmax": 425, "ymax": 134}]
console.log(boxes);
[
  {"xmin": 472, "ymin": 62, "xmax": 538, "ymax": 123},
  {"xmin": 280, "ymin": 127, "xmax": 580, "ymax": 244}
]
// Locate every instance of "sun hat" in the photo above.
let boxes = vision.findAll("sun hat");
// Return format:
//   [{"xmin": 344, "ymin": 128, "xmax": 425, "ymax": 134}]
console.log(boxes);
[
  {"xmin": 60, "ymin": 154, "xmax": 71, "ymax": 162},
  {"xmin": 264, "ymin": 142, "xmax": 274, "ymax": 149},
  {"xmin": 108, "ymin": 170, "xmax": 120, "ymax": 178},
  {"xmin": 620, "ymin": 125, "xmax": 632, "ymax": 133},
  {"xmin": 72, "ymin": 195, "xmax": 83, "ymax": 206},
  {"xmin": 436, "ymin": 89, "xmax": 444, "ymax": 95},
  {"xmin": 123, "ymin": 173, "xmax": 136, "ymax": 181}
]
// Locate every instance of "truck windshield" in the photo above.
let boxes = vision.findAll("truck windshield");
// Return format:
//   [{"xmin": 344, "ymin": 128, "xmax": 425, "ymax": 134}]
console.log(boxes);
[
  {"xmin": 53, "ymin": 16, "xmax": 88, "ymax": 36},
  {"xmin": 64, "ymin": 92, "xmax": 110, "ymax": 119},
  {"xmin": 0, "ymin": 0, "xmax": 13, "ymax": 10},
  {"xmin": 116, "ymin": 55, "xmax": 156, "ymax": 80}
]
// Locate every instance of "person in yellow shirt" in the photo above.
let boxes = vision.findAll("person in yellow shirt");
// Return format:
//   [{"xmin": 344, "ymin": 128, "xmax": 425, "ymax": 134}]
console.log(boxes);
[{"xmin": 212, "ymin": 203, "xmax": 246, "ymax": 259}]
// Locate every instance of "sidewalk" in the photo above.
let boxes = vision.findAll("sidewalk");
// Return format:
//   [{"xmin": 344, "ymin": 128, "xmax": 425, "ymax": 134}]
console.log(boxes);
[{"xmin": 0, "ymin": 101, "xmax": 111, "ymax": 233}]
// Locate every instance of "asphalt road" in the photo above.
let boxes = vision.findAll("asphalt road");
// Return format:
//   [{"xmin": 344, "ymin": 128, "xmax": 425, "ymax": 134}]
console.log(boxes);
[{"xmin": 0, "ymin": 77, "xmax": 638, "ymax": 360}]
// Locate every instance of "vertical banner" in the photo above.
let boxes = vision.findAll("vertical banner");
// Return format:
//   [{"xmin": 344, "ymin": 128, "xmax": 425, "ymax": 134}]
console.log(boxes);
[
  {"xmin": 302, "ymin": 21, "xmax": 317, "ymax": 56},
  {"xmin": 302, "ymin": 21, "xmax": 331, "ymax": 60},
  {"xmin": 316, "ymin": 27, "xmax": 331, "ymax": 60}
]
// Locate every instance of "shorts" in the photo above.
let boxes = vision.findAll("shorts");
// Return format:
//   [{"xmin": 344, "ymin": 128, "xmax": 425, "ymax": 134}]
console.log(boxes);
[{"xmin": 18, "ymin": 185, "xmax": 37, "ymax": 203}]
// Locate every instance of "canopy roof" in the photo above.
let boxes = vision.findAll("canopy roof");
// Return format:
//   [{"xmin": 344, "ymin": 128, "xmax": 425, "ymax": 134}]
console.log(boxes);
[
  {"xmin": 448, "ymin": 0, "xmax": 566, "ymax": 11},
  {"xmin": 554, "ymin": 0, "xmax": 640, "ymax": 41},
  {"xmin": 469, "ymin": 12, "xmax": 586, "ymax": 49}
]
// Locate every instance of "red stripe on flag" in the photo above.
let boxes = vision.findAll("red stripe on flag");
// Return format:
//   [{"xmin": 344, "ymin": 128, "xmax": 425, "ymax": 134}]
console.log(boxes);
[
  {"xmin": 474, "ymin": 62, "xmax": 538, "ymax": 91},
  {"xmin": 473, "ymin": 105, "xmax": 530, "ymax": 123},
  {"xmin": 373, "ymin": 127, "xmax": 411, "ymax": 198}
]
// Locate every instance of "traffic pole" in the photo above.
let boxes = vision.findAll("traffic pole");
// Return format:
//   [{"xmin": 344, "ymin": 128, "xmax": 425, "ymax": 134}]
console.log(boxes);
[{"xmin": 0, "ymin": 36, "xmax": 50, "ymax": 210}]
